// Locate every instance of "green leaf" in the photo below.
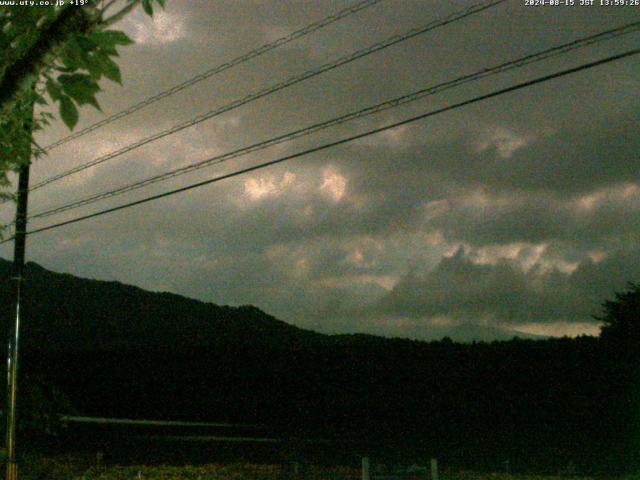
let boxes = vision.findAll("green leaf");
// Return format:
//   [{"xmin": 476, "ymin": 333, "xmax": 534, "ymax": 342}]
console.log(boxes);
[
  {"xmin": 155, "ymin": 0, "xmax": 166, "ymax": 7},
  {"xmin": 59, "ymin": 51, "xmax": 82, "ymax": 70},
  {"xmin": 142, "ymin": 0, "xmax": 153, "ymax": 16},
  {"xmin": 58, "ymin": 74, "xmax": 101, "ymax": 109},
  {"xmin": 45, "ymin": 80, "xmax": 62, "ymax": 101},
  {"xmin": 93, "ymin": 30, "xmax": 134, "ymax": 47},
  {"xmin": 89, "ymin": 97, "xmax": 101, "ymax": 111},
  {"xmin": 31, "ymin": 137, "xmax": 44, "ymax": 154},
  {"xmin": 60, "ymin": 38, "xmax": 87, "ymax": 70},
  {"xmin": 59, "ymin": 96, "xmax": 78, "ymax": 130},
  {"xmin": 76, "ymin": 34, "xmax": 98, "ymax": 51},
  {"xmin": 98, "ymin": 55, "xmax": 122, "ymax": 84},
  {"xmin": 85, "ymin": 54, "xmax": 104, "ymax": 80}
]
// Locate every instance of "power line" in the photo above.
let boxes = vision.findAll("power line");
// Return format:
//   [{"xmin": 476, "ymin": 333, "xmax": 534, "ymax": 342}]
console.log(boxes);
[
  {"xmin": 24, "ymin": 21, "xmax": 640, "ymax": 222},
  {"xmin": 40, "ymin": 0, "xmax": 385, "ymax": 153},
  {"xmin": 2, "ymin": 48, "xmax": 636, "ymax": 244},
  {"xmin": 30, "ymin": 0, "xmax": 506, "ymax": 192},
  {"xmin": 32, "ymin": 0, "xmax": 504, "ymax": 190}
]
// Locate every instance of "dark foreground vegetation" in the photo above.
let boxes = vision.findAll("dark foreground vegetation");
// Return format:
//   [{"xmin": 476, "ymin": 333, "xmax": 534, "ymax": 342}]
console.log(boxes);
[
  {"xmin": 0, "ymin": 259, "xmax": 638, "ymax": 475},
  {"xmin": 0, "ymin": 455, "xmax": 608, "ymax": 480}
]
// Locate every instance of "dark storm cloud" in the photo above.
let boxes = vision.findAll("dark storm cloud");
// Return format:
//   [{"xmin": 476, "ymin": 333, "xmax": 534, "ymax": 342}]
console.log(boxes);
[
  {"xmin": 423, "ymin": 182, "xmax": 640, "ymax": 247},
  {"xmin": 376, "ymin": 244, "xmax": 640, "ymax": 325}
]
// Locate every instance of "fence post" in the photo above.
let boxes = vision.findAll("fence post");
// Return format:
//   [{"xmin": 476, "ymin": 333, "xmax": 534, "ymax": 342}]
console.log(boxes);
[
  {"xmin": 362, "ymin": 456, "xmax": 370, "ymax": 480},
  {"xmin": 430, "ymin": 458, "xmax": 438, "ymax": 480}
]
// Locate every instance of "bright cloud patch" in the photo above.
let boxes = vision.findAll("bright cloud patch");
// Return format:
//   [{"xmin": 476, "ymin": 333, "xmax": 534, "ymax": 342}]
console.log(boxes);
[
  {"xmin": 320, "ymin": 166, "xmax": 347, "ymax": 202},
  {"xmin": 574, "ymin": 182, "xmax": 640, "ymax": 212},
  {"xmin": 244, "ymin": 172, "xmax": 296, "ymax": 201},
  {"xmin": 516, "ymin": 322, "xmax": 602, "ymax": 338},
  {"xmin": 475, "ymin": 126, "xmax": 533, "ymax": 159},
  {"xmin": 127, "ymin": 11, "xmax": 186, "ymax": 45}
]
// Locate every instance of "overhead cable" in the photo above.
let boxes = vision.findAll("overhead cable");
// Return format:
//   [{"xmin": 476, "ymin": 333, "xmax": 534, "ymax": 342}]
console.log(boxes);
[
  {"xmin": 1, "ymin": 47, "xmax": 636, "ymax": 243},
  {"xmin": 41, "ymin": 0, "xmax": 385, "ymax": 152},
  {"xmin": 30, "ymin": 0, "xmax": 506, "ymax": 191},
  {"xmin": 26, "ymin": 21, "xmax": 640, "ymax": 221}
]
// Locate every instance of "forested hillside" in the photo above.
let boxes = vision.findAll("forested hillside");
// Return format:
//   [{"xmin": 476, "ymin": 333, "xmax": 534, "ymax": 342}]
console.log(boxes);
[{"xmin": 1, "ymin": 259, "xmax": 638, "ymax": 473}]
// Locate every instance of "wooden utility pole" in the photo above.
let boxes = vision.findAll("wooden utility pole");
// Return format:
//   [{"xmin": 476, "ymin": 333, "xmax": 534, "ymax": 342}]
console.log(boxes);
[{"xmin": 5, "ymin": 160, "xmax": 31, "ymax": 480}]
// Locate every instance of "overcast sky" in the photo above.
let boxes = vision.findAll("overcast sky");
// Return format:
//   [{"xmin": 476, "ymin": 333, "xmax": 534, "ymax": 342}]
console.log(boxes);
[{"xmin": 2, "ymin": 0, "xmax": 639, "ymax": 341}]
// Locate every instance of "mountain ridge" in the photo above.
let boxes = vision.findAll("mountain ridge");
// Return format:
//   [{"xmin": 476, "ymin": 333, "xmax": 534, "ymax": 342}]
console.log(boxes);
[
  {"xmin": 0, "ymin": 257, "xmax": 546, "ymax": 351},
  {"xmin": 0, "ymin": 257, "xmax": 324, "ymax": 353}
]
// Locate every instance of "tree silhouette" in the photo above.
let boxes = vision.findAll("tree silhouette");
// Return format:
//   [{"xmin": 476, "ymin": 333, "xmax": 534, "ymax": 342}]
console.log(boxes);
[{"xmin": 596, "ymin": 282, "xmax": 640, "ymax": 344}]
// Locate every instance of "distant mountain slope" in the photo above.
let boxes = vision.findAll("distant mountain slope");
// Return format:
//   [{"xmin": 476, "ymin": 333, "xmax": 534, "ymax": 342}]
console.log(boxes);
[
  {"xmin": 0, "ymin": 258, "xmax": 542, "ymax": 351},
  {"xmin": 0, "ymin": 258, "xmax": 322, "ymax": 352},
  {"xmin": 3, "ymin": 257, "xmax": 552, "ymax": 352}
]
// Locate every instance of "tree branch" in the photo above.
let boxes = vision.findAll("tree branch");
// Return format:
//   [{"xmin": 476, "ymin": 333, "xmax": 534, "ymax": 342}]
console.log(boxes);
[
  {"xmin": 99, "ymin": 0, "xmax": 121, "ymax": 18},
  {"xmin": 101, "ymin": 0, "xmax": 139, "ymax": 27},
  {"xmin": 0, "ymin": 6, "xmax": 92, "ymax": 114}
]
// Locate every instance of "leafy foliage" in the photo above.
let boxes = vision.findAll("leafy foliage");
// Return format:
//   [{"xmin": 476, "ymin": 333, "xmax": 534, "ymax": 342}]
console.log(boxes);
[
  {"xmin": 0, "ymin": 0, "xmax": 166, "ymax": 201},
  {"xmin": 596, "ymin": 282, "xmax": 640, "ymax": 343}
]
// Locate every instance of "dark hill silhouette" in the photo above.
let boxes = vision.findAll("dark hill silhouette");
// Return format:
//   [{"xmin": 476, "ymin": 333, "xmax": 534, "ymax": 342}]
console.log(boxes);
[
  {"xmin": 0, "ymin": 258, "xmax": 543, "ymax": 352},
  {"xmin": 0, "ymin": 258, "xmax": 637, "ymax": 474},
  {"xmin": 0, "ymin": 258, "xmax": 323, "ymax": 353}
]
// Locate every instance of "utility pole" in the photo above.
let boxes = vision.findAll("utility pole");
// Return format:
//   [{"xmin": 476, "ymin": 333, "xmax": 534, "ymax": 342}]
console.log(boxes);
[
  {"xmin": 3, "ymin": 81, "xmax": 36, "ymax": 479},
  {"xmin": 5, "ymin": 150, "xmax": 31, "ymax": 480}
]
